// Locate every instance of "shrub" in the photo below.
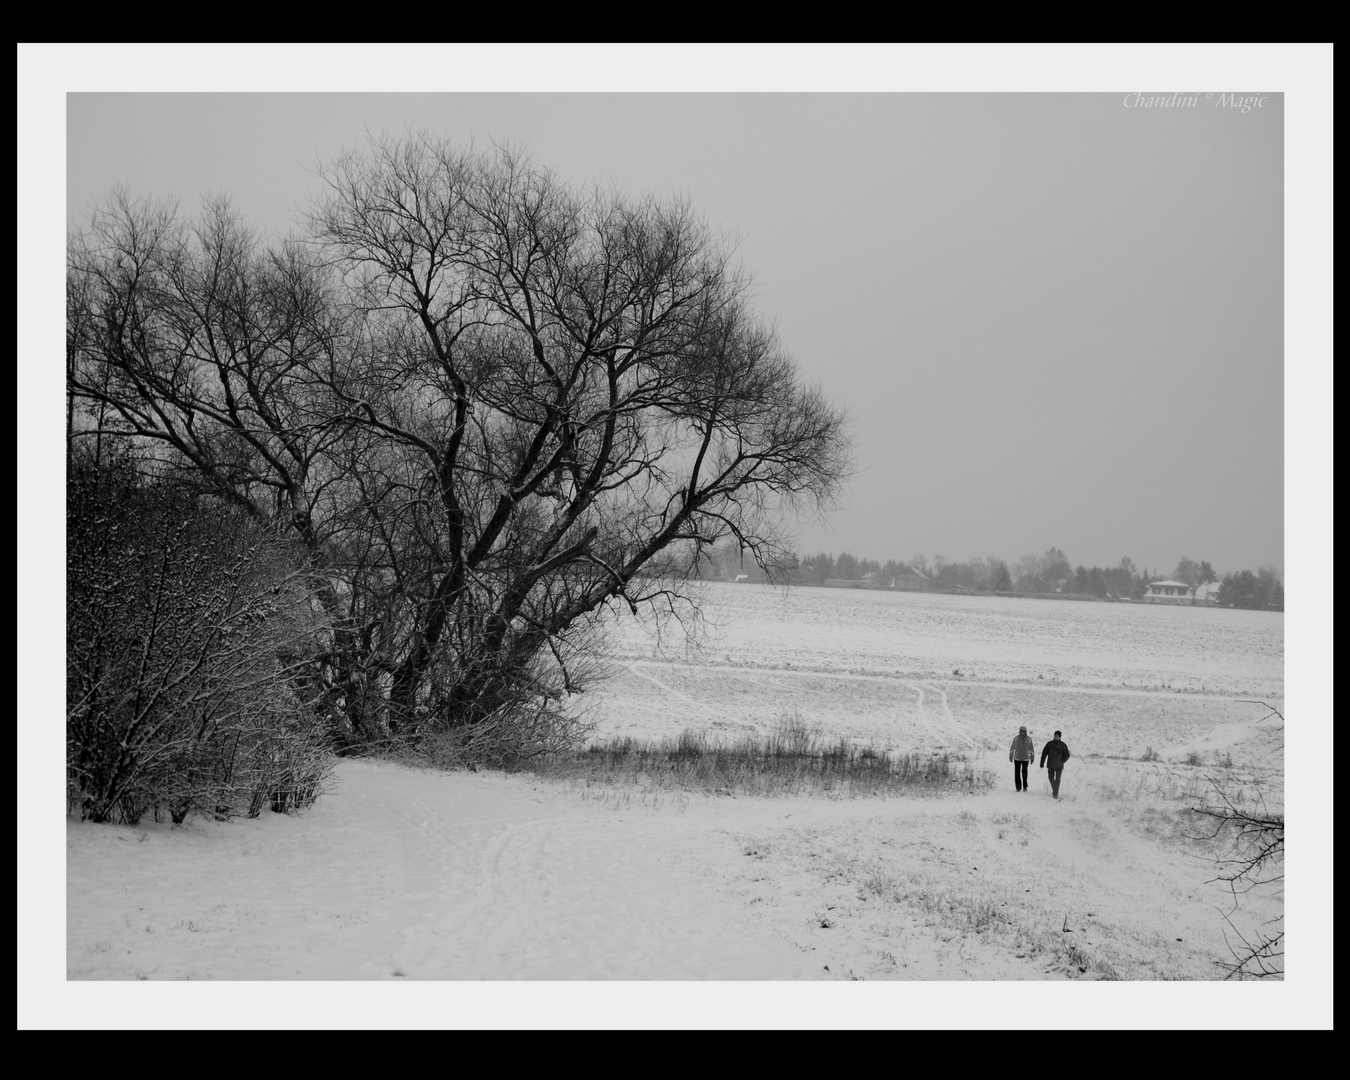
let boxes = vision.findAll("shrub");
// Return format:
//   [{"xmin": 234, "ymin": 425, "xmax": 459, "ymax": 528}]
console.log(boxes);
[
  {"xmin": 66, "ymin": 450, "xmax": 333, "ymax": 824},
  {"xmin": 1187, "ymin": 765, "xmax": 1284, "ymax": 979}
]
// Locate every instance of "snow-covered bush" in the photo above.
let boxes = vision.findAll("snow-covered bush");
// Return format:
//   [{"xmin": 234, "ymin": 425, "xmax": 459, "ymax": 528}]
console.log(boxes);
[{"xmin": 66, "ymin": 449, "xmax": 333, "ymax": 824}]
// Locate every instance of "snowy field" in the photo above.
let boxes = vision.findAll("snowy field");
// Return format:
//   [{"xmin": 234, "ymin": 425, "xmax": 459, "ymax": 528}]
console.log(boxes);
[
  {"xmin": 588, "ymin": 584, "xmax": 1286, "ymax": 772},
  {"xmin": 47, "ymin": 584, "xmax": 1324, "ymax": 1028}
]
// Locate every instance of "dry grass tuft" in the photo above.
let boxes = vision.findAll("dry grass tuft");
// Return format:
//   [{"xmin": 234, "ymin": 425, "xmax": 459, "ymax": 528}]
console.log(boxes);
[{"xmin": 515, "ymin": 713, "xmax": 995, "ymax": 799}]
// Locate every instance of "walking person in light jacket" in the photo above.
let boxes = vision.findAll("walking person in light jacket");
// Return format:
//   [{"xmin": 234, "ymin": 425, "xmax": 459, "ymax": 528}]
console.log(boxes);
[
  {"xmin": 1040, "ymin": 730, "xmax": 1071, "ymax": 799},
  {"xmin": 1009, "ymin": 725, "xmax": 1035, "ymax": 792}
]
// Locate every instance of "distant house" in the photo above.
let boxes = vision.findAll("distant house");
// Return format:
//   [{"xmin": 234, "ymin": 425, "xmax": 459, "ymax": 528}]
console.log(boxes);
[
  {"xmin": 892, "ymin": 565, "xmax": 928, "ymax": 590},
  {"xmin": 1192, "ymin": 581, "xmax": 1222, "ymax": 605},
  {"xmin": 1141, "ymin": 579, "xmax": 1196, "ymax": 605}
]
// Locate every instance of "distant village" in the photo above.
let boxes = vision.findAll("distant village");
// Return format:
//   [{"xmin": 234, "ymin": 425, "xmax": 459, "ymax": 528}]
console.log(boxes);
[{"xmin": 693, "ymin": 543, "xmax": 1283, "ymax": 611}]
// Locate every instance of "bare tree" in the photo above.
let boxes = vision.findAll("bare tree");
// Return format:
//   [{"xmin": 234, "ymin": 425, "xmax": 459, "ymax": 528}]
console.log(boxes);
[
  {"xmin": 1187, "ymin": 701, "xmax": 1284, "ymax": 979},
  {"xmin": 68, "ymin": 136, "xmax": 852, "ymax": 759}
]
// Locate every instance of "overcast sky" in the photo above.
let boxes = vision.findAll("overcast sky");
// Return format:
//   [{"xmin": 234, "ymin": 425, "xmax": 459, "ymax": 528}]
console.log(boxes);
[{"xmin": 61, "ymin": 83, "xmax": 1291, "ymax": 577}]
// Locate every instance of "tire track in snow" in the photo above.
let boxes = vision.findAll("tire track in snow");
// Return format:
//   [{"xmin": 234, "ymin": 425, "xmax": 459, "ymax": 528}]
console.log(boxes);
[
  {"xmin": 907, "ymin": 681, "xmax": 940, "ymax": 746},
  {"xmin": 628, "ymin": 661, "xmax": 722, "ymax": 718},
  {"xmin": 902, "ymin": 680, "xmax": 976, "ymax": 752},
  {"xmin": 919, "ymin": 680, "xmax": 979, "ymax": 750},
  {"xmin": 628, "ymin": 661, "xmax": 981, "ymax": 754},
  {"xmin": 632, "ymin": 662, "xmax": 968, "ymax": 754},
  {"xmin": 629, "ymin": 660, "xmax": 1266, "ymax": 703}
]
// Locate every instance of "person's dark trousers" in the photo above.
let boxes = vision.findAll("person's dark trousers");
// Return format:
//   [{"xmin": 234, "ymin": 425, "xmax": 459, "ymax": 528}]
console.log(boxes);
[
  {"xmin": 1014, "ymin": 760, "xmax": 1028, "ymax": 791},
  {"xmin": 1048, "ymin": 766, "xmax": 1063, "ymax": 797}
]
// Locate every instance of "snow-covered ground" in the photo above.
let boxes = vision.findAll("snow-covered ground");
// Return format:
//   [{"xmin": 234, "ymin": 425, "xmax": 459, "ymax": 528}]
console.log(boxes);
[
  {"xmin": 53, "ymin": 751, "xmax": 1302, "ymax": 1025},
  {"xmin": 66, "ymin": 753, "xmax": 1278, "ymax": 981},
  {"xmin": 37, "ymin": 585, "xmax": 1333, "ymax": 1027}
]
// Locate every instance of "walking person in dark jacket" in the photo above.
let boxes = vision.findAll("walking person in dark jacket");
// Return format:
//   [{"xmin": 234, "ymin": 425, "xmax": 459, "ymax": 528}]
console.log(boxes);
[
  {"xmin": 1040, "ymin": 730, "xmax": 1071, "ymax": 799},
  {"xmin": 1009, "ymin": 725, "xmax": 1035, "ymax": 792}
]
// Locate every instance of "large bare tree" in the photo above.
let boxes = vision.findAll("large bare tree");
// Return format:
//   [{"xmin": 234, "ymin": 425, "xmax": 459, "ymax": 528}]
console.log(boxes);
[{"xmin": 68, "ymin": 135, "xmax": 851, "ymax": 758}]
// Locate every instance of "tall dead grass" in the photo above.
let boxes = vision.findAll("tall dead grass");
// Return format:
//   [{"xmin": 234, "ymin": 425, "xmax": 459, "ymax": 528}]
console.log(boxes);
[{"xmin": 516, "ymin": 713, "xmax": 994, "ymax": 798}]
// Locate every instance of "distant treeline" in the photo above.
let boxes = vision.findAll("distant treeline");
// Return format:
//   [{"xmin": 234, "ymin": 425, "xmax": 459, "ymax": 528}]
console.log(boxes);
[{"xmin": 697, "ymin": 544, "xmax": 1283, "ymax": 611}]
